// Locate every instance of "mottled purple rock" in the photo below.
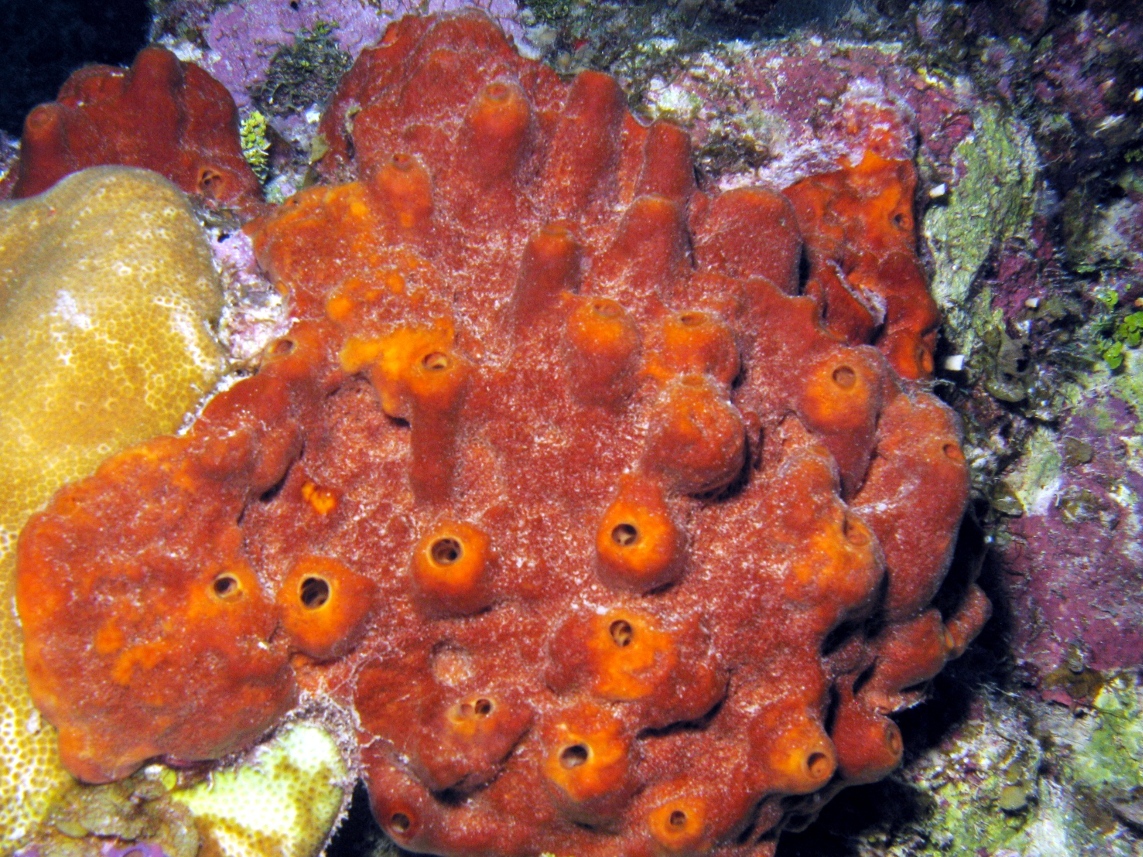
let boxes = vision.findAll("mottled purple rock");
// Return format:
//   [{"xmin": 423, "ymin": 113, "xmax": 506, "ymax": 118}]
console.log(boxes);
[
  {"xmin": 1032, "ymin": 11, "xmax": 1143, "ymax": 134},
  {"xmin": 998, "ymin": 395, "xmax": 1143, "ymax": 687},
  {"xmin": 212, "ymin": 230, "xmax": 291, "ymax": 365},
  {"xmin": 101, "ymin": 841, "xmax": 169, "ymax": 857},
  {"xmin": 983, "ymin": 216, "xmax": 1060, "ymax": 324},
  {"xmin": 643, "ymin": 38, "xmax": 975, "ymax": 190},
  {"xmin": 1030, "ymin": 9, "xmax": 1143, "ymax": 180},
  {"xmin": 200, "ymin": 0, "xmax": 527, "ymax": 111},
  {"xmin": 201, "ymin": 0, "xmax": 386, "ymax": 110},
  {"xmin": 15, "ymin": 842, "xmax": 168, "ymax": 857}
]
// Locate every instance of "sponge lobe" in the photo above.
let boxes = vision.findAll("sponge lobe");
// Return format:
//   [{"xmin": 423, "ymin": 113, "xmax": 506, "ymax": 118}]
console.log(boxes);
[
  {"xmin": 14, "ymin": 14, "xmax": 991, "ymax": 857},
  {"xmin": 0, "ymin": 166, "xmax": 225, "ymax": 841}
]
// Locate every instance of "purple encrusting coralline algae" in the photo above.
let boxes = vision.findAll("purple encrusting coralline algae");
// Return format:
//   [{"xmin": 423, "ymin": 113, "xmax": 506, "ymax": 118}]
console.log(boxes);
[
  {"xmin": 914, "ymin": 0, "xmax": 1143, "ymax": 186},
  {"xmin": 194, "ymin": 0, "xmax": 528, "ymax": 112},
  {"xmin": 1028, "ymin": 9, "xmax": 1143, "ymax": 179},
  {"xmin": 641, "ymin": 37, "xmax": 975, "ymax": 192},
  {"xmin": 981, "ymin": 217, "xmax": 1060, "ymax": 324},
  {"xmin": 212, "ymin": 229, "xmax": 291, "ymax": 367},
  {"xmin": 998, "ymin": 395, "xmax": 1143, "ymax": 690},
  {"xmin": 15, "ymin": 843, "xmax": 168, "ymax": 857},
  {"xmin": 101, "ymin": 842, "xmax": 169, "ymax": 857}
]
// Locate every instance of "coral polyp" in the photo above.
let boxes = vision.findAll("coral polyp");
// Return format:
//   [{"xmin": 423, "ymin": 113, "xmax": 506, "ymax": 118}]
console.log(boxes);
[{"xmin": 14, "ymin": 11, "xmax": 989, "ymax": 856}]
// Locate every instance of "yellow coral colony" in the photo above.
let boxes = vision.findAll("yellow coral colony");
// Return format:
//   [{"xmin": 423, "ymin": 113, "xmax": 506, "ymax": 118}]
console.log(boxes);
[
  {"xmin": 0, "ymin": 166, "xmax": 225, "ymax": 844},
  {"xmin": 170, "ymin": 721, "xmax": 350, "ymax": 857}
]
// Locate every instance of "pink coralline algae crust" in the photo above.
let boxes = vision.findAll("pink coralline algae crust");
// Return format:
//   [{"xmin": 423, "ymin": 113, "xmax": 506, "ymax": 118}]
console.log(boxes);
[
  {"xmin": 979, "ymin": 216, "xmax": 1061, "ymax": 325},
  {"xmin": 921, "ymin": 0, "xmax": 1143, "ymax": 181},
  {"xmin": 211, "ymin": 228, "xmax": 292, "ymax": 365},
  {"xmin": 999, "ymin": 397, "xmax": 1143, "ymax": 687},
  {"xmin": 199, "ymin": 0, "xmax": 527, "ymax": 112},
  {"xmin": 16, "ymin": 844, "xmax": 168, "ymax": 857},
  {"xmin": 1030, "ymin": 10, "xmax": 1143, "ymax": 159},
  {"xmin": 646, "ymin": 39, "xmax": 975, "ymax": 190}
]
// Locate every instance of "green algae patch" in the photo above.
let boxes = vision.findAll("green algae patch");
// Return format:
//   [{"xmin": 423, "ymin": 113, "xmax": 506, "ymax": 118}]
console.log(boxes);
[
  {"xmin": 0, "ymin": 166, "xmax": 225, "ymax": 848},
  {"xmin": 1068, "ymin": 675, "xmax": 1143, "ymax": 796},
  {"xmin": 29, "ymin": 772, "xmax": 199, "ymax": 857},
  {"xmin": 891, "ymin": 695, "xmax": 1044, "ymax": 856},
  {"xmin": 241, "ymin": 110, "xmax": 272, "ymax": 183},
  {"xmin": 170, "ymin": 721, "xmax": 351, "ymax": 857},
  {"xmin": 254, "ymin": 22, "xmax": 352, "ymax": 118},
  {"xmin": 993, "ymin": 426, "xmax": 1063, "ymax": 517},
  {"xmin": 888, "ymin": 692, "xmax": 1143, "ymax": 857},
  {"xmin": 924, "ymin": 102, "xmax": 1038, "ymax": 357},
  {"xmin": 1109, "ymin": 347, "xmax": 1143, "ymax": 430}
]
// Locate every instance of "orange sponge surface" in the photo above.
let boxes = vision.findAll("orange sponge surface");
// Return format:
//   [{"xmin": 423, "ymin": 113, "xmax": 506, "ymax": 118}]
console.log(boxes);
[
  {"xmin": 16, "ymin": 12, "xmax": 990, "ymax": 857},
  {"xmin": 2, "ymin": 46, "xmax": 262, "ymax": 213}
]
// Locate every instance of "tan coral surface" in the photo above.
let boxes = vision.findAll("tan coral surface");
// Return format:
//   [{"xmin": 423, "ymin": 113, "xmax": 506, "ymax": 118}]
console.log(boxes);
[{"xmin": 0, "ymin": 166, "xmax": 225, "ymax": 844}]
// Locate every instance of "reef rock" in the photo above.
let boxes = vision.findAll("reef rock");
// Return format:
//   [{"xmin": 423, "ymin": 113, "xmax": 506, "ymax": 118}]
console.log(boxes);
[
  {"xmin": 0, "ymin": 166, "xmax": 226, "ymax": 844},
  {"xmin": 15, "ymin": 12, "xmax": 989, "ymax": 857}
]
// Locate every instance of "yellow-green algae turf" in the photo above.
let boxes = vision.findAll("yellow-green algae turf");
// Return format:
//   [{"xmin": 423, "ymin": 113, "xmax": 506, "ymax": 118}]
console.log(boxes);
[
  {"xmin": 0, "ymin": 166, "xmax": 226, "ymax": 847},
  {"xmin": 169, "ymin": 721, "xmax": 350, "ymax": 857}
]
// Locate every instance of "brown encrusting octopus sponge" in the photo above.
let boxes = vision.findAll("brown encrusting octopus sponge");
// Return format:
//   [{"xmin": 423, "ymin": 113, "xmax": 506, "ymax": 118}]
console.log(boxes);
[{"xmin": 16, "ymin": 11, "xmax": 991, "ymax": 857}]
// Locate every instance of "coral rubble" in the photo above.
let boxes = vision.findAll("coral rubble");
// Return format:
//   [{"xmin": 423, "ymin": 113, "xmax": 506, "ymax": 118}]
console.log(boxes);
[{"xmin": 11, "ymin": 12, "xmax": 989, "ymax": 856}]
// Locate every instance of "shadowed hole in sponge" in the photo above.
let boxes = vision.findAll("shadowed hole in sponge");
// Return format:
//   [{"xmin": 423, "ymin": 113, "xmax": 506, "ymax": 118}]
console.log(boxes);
[
  {"xmin": 269, "ymin": 337, "xmax": 295, "ymax": 357},
  {"xmin": 822, "ymin": 685, "xmax": 840, "ymax": 735},
  {"xmin": 841, "ymin": 515, "xmax": 870, "ymax": 546},
  {"xmin": 560, "ymin": 744, "xmax": 589, "ymax": 768},
  {"xmin": 832, "ymin": 365, "xmax": 856, "ymax": 388},
  {"xmin": 931, "ymin": 511, "xmax": 985, "ymax": 622},
  {"xmin": 805, "ymin": 751, "xmax": 832, "ymax": 780},
  {"xmin": 211, "ymin": 573, "xmax": 242, "ymax": 601},
  {"xmin": 430, "ymin": 537, "xmax": 463, "ymax": 565},
  {"xmin": 389, "ymin": 812, "xmax": 411, "ymax": 833},
  {"xmin": 458, "ymin": 697, "xmax": 495, "ymax": 717},
  {"xmin": 299, "ymin": 575, "xmax": 330, "ymax": 609},
  {"xmin": 422, "ymin": 351, "xmax": 451, "ymax": 371},
  {"xmin": 197, "ymin": 166, "xmax": 225, "ymax": 197},
  {"xmin": 820, "ymin": 619, "xmax": 862, "ymax": 657},
  {"xmin": 611, "ymin": 522, "xmax": 639, "ymax": 546},
  {"xmin": 592, "ymin": 299, "xmax": 620, "ymax": 318},
  {"xmin": 609, "ymin": 619, "xmax": 634, "ymax": 647}
]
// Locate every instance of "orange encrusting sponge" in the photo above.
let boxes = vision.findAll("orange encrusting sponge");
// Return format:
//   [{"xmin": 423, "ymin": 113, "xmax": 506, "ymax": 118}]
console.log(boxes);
[
  {"xmin": 15, "ymin": 11, "xmax": 990, "ymax": 857},
  {"xmin": 2, "ymin": 46, "xmax": 263, "ymax": 214}
]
